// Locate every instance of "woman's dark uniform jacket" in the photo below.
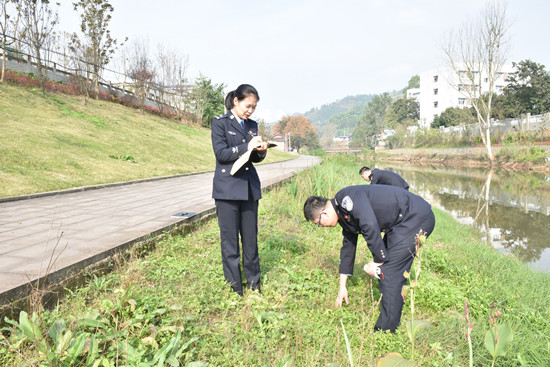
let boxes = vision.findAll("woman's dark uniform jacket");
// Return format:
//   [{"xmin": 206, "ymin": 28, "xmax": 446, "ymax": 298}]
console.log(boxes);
[
  {"xmin": 369, "ymin": 169, "xmax": 409, "ymax": 191},
  {"xmin": 331, "ymin": 184, "xmax": 432, "ymax": 275},
  {"xmin": 211, "ymin": 112, "xmax": 265, "ymax": 200}
]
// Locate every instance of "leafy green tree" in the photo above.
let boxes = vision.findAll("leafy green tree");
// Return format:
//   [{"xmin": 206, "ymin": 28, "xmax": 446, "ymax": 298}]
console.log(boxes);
[
  {"xmin": 484, "ymin": 93, "xmax": 508, "ymax": 120},
  {"xmin": 304, "ymin": 130, "xmax": 321, "ymax": 151},
  {"xmin": 72, "ymin": 0, "xmax": 125, "ymax": 98},
  {"xmin": 351, "ymin": 92, "xmax": 392, "ymax": 148},
  {"xmin": 403, "ymin": 74, "xmax": 420, "ymax": 96},
  {"xmin": 383, "ymin": 98, "xmax": 419, "ymax": 128},
  {"xmin": 407, "ymin": 75, "xmax": 420, "ymax": 89},
  {"xmin": 503, "ymin": 59, "xmax": 550, "ymax": 116},
  {"xmin": 431, "ymin": 106, "xmax": 476, "ymax": 128},
  {"xmin": 190, "ymin": 76, "xmax": 224, "ymax": 126},
  {"xmin": 325, "ymin": 104, "xmax": 364, "ymax": 135}
]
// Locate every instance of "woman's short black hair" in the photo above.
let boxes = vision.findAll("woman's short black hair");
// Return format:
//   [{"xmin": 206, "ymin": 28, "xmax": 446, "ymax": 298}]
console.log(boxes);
[{"xmin": 225, "ymin": 84, "xmax": 260, "ymax": 111}]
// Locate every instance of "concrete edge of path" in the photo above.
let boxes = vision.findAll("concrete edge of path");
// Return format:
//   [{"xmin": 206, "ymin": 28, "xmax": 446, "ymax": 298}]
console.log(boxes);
[
  {"xmin": 0, "ymin": 158, "xmax": 300, "ymax": 204},
  {"xmin": 0, "ymin": 208, "xmax": 217, "ymax": 319},
  {"xmin": 0, "ymin": 173, "xmax": 299, "ymax": 321},
  {"xmin": 0, "ymin": 170, "xmax": 214, "ymax": 204}
]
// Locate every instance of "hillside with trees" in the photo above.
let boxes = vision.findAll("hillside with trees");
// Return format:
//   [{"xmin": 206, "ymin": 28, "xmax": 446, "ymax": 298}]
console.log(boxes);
[
  {"xmin": 301, "ymin": 76, "xmax": 420, "ymax": 147},
  {"xmin": 303, "ymin": 94, "xmax": 375, "ymax": 127},
  {"xmin": 301, "ymin": 94, "xmax": 374, "ymax": 146}
]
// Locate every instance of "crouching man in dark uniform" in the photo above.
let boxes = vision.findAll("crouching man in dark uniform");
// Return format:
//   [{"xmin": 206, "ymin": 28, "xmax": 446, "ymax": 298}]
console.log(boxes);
[
  {"xmin": 303, "ymin": 184, "xmax": 435, "ymax": 332},
  {"xmin": 359, "ymin": 166, "xmax": 409, "ymax": 191}
]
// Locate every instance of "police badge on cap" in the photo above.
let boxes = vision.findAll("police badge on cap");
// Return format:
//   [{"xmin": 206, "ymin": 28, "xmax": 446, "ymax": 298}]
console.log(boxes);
[{"xmin": 342, "ymin": 196, "xmax": 353, "ymax": 211}]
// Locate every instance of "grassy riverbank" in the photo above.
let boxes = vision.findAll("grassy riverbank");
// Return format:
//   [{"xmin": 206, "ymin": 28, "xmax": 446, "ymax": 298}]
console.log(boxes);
[
  {"xmin": 1, "ymin": 155, "xmax": 548, "ymax": 366},
  {"xmin": 0, "ymin": 83, "xmax": 292, "ymax": 198},
  {"xmin": 371, "ymin": 145, "xmax": 550, "ymax": 172}
]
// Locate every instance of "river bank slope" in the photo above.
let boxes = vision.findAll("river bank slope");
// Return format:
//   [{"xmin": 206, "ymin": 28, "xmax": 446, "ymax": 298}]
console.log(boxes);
[{"xmin": 373, "ymin": 145, "xmax": 550, "ymax": 172}]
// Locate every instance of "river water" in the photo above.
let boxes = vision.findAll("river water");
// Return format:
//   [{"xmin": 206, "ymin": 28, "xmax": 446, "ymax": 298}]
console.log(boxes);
[{"xmin": 386, "ymin": 164, "xmax": 550, "ymax": 273}]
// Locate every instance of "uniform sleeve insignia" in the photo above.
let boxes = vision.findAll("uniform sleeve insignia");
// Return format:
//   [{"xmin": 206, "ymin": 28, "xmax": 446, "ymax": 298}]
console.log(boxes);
[{"xmin": 342, "ymin": 196, "xmax": 353, "ymax": 211}]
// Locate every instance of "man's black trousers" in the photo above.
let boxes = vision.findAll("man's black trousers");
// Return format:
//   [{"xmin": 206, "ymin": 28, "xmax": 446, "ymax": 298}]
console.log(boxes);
[{"xmin": 375, "ymin": 210, "xmax": 436, "ymax": 332}]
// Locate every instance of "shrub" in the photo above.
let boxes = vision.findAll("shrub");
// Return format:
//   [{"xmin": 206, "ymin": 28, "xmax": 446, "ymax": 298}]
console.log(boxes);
[{"xmin": 496, "ymin": 145, "xmax": 547, "ymax": 164}]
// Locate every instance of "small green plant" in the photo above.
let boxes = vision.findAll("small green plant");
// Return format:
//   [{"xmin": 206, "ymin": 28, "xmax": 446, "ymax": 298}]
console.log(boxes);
[
  {"xmin": 109, "ymin": 154, "xmax": 137, "ymax": 163},
  {"xmin": 1, "ymin": 311, "xmax": 100, "ymax": 365},
  {"xmin": 462, "ymin": 300, "xmax": 514, "ymax": 367},
  {"xmin": 485, "ymin": 303, "xmax": 513, "ymax": 367}
]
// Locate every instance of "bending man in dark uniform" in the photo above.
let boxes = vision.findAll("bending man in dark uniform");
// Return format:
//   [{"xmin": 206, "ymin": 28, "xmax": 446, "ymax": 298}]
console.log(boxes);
[
  {"xmin": 303, "ymin": 185, "xmax": 435, "ymax": 332},
  {"xmin": 359, "ymin": 166, "xmax": 409, "ymax": 191}
]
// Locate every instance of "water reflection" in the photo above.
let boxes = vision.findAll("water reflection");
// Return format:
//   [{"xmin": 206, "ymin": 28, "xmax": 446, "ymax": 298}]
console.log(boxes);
[{"xmin": 388, "ymin": 164, "xmax": 550, "ymax": 272}]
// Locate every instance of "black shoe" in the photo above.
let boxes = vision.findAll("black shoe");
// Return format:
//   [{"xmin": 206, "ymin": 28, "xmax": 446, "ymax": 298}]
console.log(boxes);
[{"xmin": 232, "ymin": 287, "xmax": 243, "ymax": 297}]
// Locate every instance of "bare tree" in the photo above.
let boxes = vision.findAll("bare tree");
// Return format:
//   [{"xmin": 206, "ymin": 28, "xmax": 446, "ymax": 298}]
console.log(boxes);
[
  {"xmin": 1, "ymin": 0, "xmax": 21, "ymax": 82},
  {"xmin": 68, "ymin": 34, "xmax": 94, "ymax": 104},
  {"xmin": 111, "ymin": 44, "xmax": 129, "ymax": 90},
  {"xmin": 73, "ymin": 0, "xmax": 125, "ymax": 99},
  {"xmin": 52, "ymin": 30, "xmax": 73, "ymax": 71},
  {"xmin": 19, "ymin": 0, "xmax": 58, "ymax": 93},
  {"xmin": 153, "ymin": 44, "xmax": 170, "ymax": 114},
  {"xmin": 442, "ymin": 0, "xmax": 510, "ymax": 163},
  {"xmin": 155, "ymin": 44, "xmax": 189, "ymax": 117},
  {"xmin": 127, "ymin": 39, "xmax": 155, "ymax": 114}
]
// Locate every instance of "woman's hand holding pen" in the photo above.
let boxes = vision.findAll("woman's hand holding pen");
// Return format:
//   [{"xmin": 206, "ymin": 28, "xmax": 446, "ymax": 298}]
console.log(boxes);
[{"xmin": 248, "ymin": 136, "xmax": 268, "ymax": 153}]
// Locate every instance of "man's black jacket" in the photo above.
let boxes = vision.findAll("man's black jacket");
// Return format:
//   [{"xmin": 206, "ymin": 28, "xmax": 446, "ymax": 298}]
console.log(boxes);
[
  {"xmin": 332, "ymin": 185, "xmax": 432, "ymax": 274},
  {"xmin": 369, "ymin": 169, "xmax": 409, "ymax": 190}
]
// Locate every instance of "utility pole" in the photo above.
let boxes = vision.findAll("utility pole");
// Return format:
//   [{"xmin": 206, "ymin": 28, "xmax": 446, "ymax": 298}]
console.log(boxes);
[{"xmin": 287, "ymin": 131, "xmax": 292, "ymax": 152}]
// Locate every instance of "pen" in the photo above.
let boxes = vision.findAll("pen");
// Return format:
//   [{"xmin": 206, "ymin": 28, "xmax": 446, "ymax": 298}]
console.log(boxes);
[{"xmin": 248, "ymin": 131, "xmax": 262, "ymax": 148}]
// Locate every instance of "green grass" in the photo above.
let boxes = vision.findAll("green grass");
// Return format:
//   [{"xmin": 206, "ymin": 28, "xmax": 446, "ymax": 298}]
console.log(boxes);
[
  {"xmin": 2, "ymin": 155, "xmax": 548, "ymax": 366},
  {"xmin": 0, "ymin": 83, "xmax": 292, "ymax": 198},
  {"xmin": 496, "ymin": 145, "xmax": 548, "ymax": 165}
]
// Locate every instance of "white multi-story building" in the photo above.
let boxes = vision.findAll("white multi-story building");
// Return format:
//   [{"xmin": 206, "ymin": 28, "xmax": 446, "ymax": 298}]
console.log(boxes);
[{"xmin": 415, "ymin": 64, "xmax": 515, "ymax": 128}]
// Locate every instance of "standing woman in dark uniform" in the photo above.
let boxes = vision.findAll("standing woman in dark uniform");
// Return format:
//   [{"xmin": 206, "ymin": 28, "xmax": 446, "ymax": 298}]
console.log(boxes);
[{"xmin": 211, "ymin": 84, "xmax": 268, "ymax": 295}]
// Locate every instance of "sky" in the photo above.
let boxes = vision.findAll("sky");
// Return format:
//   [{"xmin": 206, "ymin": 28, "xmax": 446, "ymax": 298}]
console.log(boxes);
[{"xmin": 56, "ymin": 0, "xmax": 550, "ymax": 123}]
